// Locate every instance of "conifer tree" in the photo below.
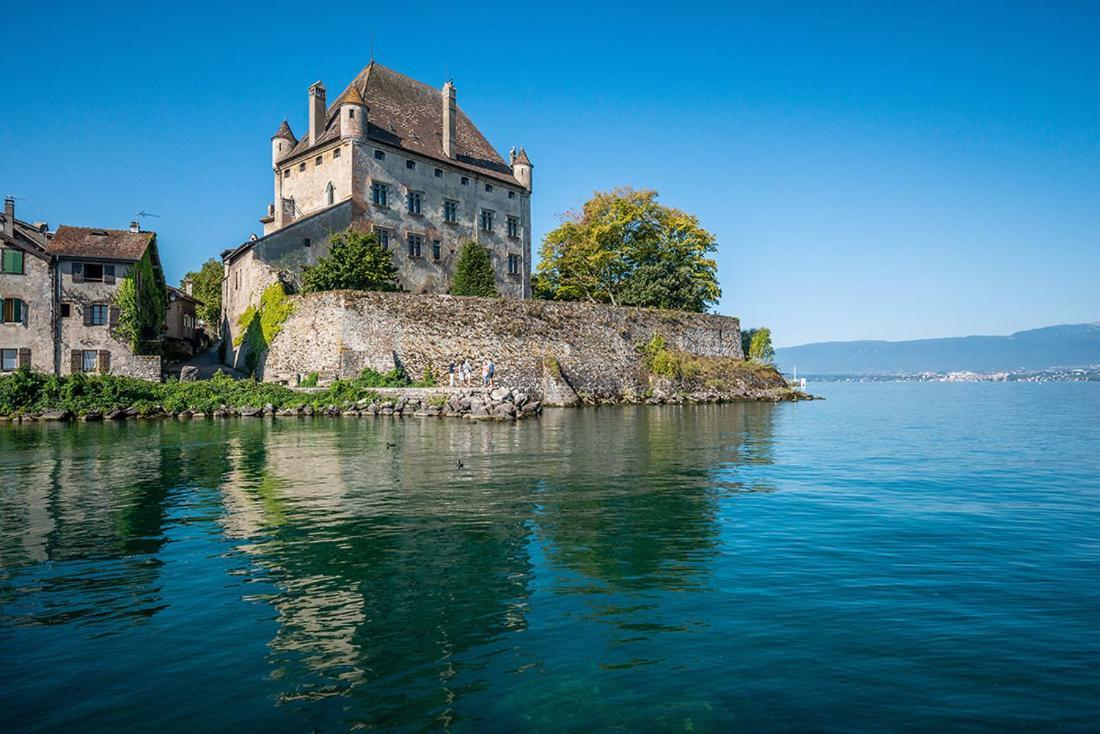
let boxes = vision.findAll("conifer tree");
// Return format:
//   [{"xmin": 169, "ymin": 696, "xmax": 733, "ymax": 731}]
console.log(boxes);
[{"xmin": 451, "ymin": 242, "xmax": 499, "ymax": 297}]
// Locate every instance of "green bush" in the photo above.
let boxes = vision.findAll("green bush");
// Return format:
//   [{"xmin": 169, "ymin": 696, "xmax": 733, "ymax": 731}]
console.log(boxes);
[
  {"xmin": 451, "ymin": 242, "xmax": 498, "ymax": 297},
  {"xmin": 0, "ymin": 368, "xmax": 385, "ymax": 416},
  {"xmin": 299, "ymin": 371, "xmax": 319, "ymax": 387}
]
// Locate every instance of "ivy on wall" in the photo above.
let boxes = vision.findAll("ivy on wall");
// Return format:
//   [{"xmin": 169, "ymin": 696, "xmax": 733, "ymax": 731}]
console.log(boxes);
[
  {"xmin": 235, "ymin": 282, "xmax": 295, "ymax": 375},
  {"xmin": 114, "ymin": 248, "xmax": 166, "ymax": 354}
]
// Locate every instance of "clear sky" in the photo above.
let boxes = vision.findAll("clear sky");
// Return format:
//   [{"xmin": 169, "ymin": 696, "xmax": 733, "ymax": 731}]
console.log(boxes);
[{"xmin": 2, "ymin": 1, "xmax": 1097, "ymax": 346}]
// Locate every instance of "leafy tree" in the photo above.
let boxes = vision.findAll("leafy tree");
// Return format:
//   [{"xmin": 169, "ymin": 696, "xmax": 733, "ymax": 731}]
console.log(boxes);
[
  {"xmin": 742, "ymin": 327, "xmax": 775, "ymax": 364},
  {"xmin": 301, "ymin": 228, "xmax": 398, "ymax": 294},
  {"xmin": 114, "ymin": 247, "xmax": 165, "ymax": 354},
  {"xmin": 182, "ymin": 258, "xmax": 224, "ymax": 329},
  {"xmin": 451, "ymin": 242, "xmax": 498, "ymax": 297},
  {"xmin": 536, "ymin": 188, "xmax": 721, "ymax": 311}
]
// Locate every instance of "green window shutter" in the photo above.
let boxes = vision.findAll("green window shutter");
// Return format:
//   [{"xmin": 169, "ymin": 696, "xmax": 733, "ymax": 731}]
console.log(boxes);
[
  {"xmin": 98, "ymin": 350, "xmax": 111, "ymax": 374},
  {"xmin": 83, "ymin": 304, "xmax": 93, "ymax": 326},
  {"xmin": 18, "ymin": 348, "xmax": 30, "ymax": 368},
  {"xmin": 12, "ymin": 299, "xmax": 22, "ymax": 323}
]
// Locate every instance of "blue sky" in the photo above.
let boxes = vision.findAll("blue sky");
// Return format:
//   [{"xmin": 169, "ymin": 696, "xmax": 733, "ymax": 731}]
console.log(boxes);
[{"xmin": 2, "ymin": 1, "xmax": 1097, "ymax": 346}]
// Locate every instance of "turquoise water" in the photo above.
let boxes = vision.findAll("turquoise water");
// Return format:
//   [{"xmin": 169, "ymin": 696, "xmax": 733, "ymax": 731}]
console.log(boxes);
[{"xmin": 1, "ymin": 382, "xmax": 1098, "ymax": 732}]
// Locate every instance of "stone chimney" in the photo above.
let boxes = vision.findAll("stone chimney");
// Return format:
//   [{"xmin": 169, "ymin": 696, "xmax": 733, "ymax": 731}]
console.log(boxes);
[
  {"xmin": 442, "ymin": 80, "xmax": 457, "ymax": 159},
  {"xmin": 3, "ymin": 197, "xmax": 13, "ymax": 238},
  {"xmin": 309, "ymin": 81, "xmax": 327, "ymax": 147},
  {"xmin": 129, "ymin": 221, "xmax": 140, "ymax": 233},
  {"xmin": 183, "ymin": 279, "xmax": 193, "ymax": 296}
]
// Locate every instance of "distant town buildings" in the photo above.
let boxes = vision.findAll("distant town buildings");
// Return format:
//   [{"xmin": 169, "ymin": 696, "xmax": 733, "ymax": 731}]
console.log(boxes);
[{"xmin": 0, "ymin": 197, "xmax": 170, "ymax": 379}]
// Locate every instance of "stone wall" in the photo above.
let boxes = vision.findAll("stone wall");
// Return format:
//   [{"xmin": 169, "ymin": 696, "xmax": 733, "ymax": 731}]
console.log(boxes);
[{"xmin": 260, "ymin": 291, "xmax": 743, "ymax": 401}]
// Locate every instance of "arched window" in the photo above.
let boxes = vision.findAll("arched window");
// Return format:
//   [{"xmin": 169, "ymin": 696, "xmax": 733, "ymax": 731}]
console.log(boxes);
[{"xmin": 326, "ymin": 182, "xmax": 335, "ymax": 206}]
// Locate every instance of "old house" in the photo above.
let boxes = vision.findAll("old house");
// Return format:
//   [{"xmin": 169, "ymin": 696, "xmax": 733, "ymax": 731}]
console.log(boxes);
[
  {"xmin": 0, "ymin": 197, "xmax": 52, "ymax": 372},
  {"xmin": 222, "ymin": 61, "xmax": 533, "ymax": 367},
  {"xmin": 46, "ymin": 224, "xmax": 164, "ymax": 379},
  {"xmin": 165, "ymin": 284, "xmax": 203, "ymax": 356}
]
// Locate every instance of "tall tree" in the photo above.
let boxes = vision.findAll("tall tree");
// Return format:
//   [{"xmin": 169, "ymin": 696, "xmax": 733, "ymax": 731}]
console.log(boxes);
[
  {"xmin": 451, "ymin": 242, "xmax": 499, "ymax": 297},
  {"xmin": 536, "ymin": 188, "xmax": 721, "ymax": 311},
  {"xmin": 742, "ymin": 327, "xmax": 775, "ymax": 363},
  {"xmin": 181, "ymin": 258, "xmax": 223, "ymax": 328},
  {"xmin": 301, "ymin": 228, "xmax": 399, "ymax": 294}
]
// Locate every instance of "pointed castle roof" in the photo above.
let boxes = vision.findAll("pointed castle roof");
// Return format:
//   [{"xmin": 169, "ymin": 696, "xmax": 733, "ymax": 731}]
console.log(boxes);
[
  {"xmin": 272, "ymin": 119, "xmax": 297, "ymax": 142},
  {"xmin": 513, "ymin": 147, "xmax": 532, "ymax": 166},
  {"xmin": 283, "ymin": 61, "xmax": 521, "ymax": 185}
]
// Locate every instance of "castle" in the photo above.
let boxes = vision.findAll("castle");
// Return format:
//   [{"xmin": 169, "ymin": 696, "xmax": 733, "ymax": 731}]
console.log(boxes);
[{"xmin": 221, "ymin": 62, "xmax": 533, "ymax": 369}]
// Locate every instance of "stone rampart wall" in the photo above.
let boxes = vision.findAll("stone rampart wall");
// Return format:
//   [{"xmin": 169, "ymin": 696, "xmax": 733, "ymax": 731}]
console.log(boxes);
[{"xmin": 261, "ymin": 291, "xmax": 742, "ymax": 401}]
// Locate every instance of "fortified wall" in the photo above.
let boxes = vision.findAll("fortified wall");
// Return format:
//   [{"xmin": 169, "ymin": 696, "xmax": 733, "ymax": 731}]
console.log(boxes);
[{"xmin": 259, "ymin": 292, "xmax": 744, "ymax": 401}]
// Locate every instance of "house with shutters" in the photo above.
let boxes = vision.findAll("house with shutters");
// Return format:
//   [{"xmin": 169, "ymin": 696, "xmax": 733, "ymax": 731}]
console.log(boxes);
[
  {"xmin": 0, "ymin": 196, "xmax": 52, "ymax": 372},
  {"xmin": 0, "ymin": 195, "xmax": 165, "ymax": 380},
  {"xmin": 47, "ymin": 225, "xmax": 164, "ymax": 379}
]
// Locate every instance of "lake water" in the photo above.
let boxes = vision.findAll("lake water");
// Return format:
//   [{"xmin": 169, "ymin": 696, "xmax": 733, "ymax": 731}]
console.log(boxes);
[{"xmin": 1, "ymin": 382, "xmax": 1098, "ymax": 732}]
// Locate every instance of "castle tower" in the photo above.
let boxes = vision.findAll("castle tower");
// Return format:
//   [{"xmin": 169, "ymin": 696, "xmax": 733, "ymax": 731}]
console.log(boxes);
[
  {"xmin": 308, "ymin": 81, "xmax": 327, "ymax": 146},
  {"xmin": 271, "ymin": 119, "xmax": 297, "ymax": 165},
  {"xmin": 442, "ymin": 80, "xmax": 457, "ymax": 159},
  {"xmin": 271, "ymin": 120, "xmax": 297, "ymax": 230},
  {"xmin": 340, "ymin": 85, "xmax": 368, "ymax": 140},
  {"xmin": 512, "ymin": 147, "xmax": 533, "ymax": 192}
]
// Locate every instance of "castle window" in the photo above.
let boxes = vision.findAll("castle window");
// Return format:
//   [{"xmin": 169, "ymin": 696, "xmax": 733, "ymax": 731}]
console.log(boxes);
[
  {"xmin": 406, "ymin": 159, "xmax": 416, "ymax": 170},
  {"xmin": 326, "ymin": 182, "xmax": 334, "ymax": 206},
  {"xmin": 508, "ymin": 254, "xmax": 521, "ymax": 275},
  {"xmin": 406, "ymin": 191, "xmax": 422, "ymax": 215},
  {"xmin": 407, "ymin": 233, "xmax": 423, "ymax": 258},
  {"xmin": 89, "ymin": 304, "xmax": 108, "ymax": 326},
  {"xmin": 348, "ymin": 109, "xmax": 355, "ymax": 119},
  {"xmin": 461, "ymin": 177, "xmax": 469, "ymax": 186},
  {"xmin": 434, "ymin": 168, "xmax": 443, "ymax": 178},
  {"xmin": 2, "ymin": 249, "xmax": 24, "ymax": 274},
  {"xmin": 480, "ymin": 209, "xmax": 494, "ymax": 233},
  {"xmin": 333, "ymin": 148, "xmax": 341, "ymax": 158},
  {"xmin": 82, "ymin": 263, "xmax": 104, "ymax": 282},
  {"xmin": 443, "ymin": 200, "xmax": 458, "ymax": 223},
  {"xmin": 315, "ymin": 156, "xmax": 323, "ymax": 166},
  {"xmin": 374, "ymin": 150, "xmax": 385, "ymax": 160},
  {"xmin": 507, "ymin": 216, "xmax": 519, "ymax": 238},
  {"xmin": 284, "ymin": 169, "xmax": 291, "ymax": 178},
  {"xmin": 371, "ymin": 182, "xmax": 388, "ymax": 207},
  {"xmin": 299, "ymin": 163, "xmax": 306, "ymax": 172},
  {"xmin": 1, "ymin": 349, "xmax": 16, "ymax": 371},
  {"xmin": 432, "ymin": 240, "xmax": 441, "ymax": 260},
  {"xmin": 303, "ymin": 238, "xmax": 311, "ymax": 248},
  {"xmin": 374, "ymin": 227, "xmax": 391, "ymax": 249},
  {"xmin": 61, "ymin": 303, "xmax": 71, "ymax": 318},
  {"xmin": 509, "ymin": 191, "xmax": 516, "ymax": 200},
  {"xmin": 484, "ymin": 183, "xmax": 493, "ymax": 193}
]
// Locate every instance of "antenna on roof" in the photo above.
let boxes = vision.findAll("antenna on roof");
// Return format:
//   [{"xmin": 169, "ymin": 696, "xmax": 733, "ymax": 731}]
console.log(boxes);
[
  {"xmin": 136, "ymin": 210, "xmax": 160, "ymax": 219},
  {"xmin": 370, "ymin": 32, "xmax": 375, "ymax": 63}
]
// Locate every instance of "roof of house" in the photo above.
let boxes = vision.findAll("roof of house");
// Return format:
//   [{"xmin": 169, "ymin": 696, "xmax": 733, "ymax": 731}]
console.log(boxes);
[
  {"xmin": 0, "ymin": 216, "xmax": 51, "ymax": 258},
  {"xmin": 47, "ymin": 226, "xmax": 155, "ymax": 261},
  {"xmin": 272, "ymin": 119, "xmax": 297, "ymax": 142},
  {"xmin": 167, "ymin": 284, "xmax": 203, "ymax": 305},
  {"xmin": 283, "ymin": 61, "xmax": 521, "ymax": 186}
]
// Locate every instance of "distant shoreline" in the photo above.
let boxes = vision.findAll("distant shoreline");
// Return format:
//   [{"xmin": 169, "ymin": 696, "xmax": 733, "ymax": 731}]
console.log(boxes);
[{"xmin": 796, "ymin": 368, "xmax": 1099, "ymax": 383}]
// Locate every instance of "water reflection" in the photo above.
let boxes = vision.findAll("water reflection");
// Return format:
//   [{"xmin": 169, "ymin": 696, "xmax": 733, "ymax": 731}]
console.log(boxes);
[{"xmin": 0, "ymin": 404, "xmax": 777, "ymax": 730}]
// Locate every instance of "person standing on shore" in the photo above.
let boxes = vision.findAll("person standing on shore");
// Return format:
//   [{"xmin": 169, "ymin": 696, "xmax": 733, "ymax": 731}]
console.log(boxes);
[
  {"xmin": 448, "ymin": 360, "xmax": 456, "ymax": 387},
  {"xmin": 462, "ymin": 358, "xmax": 472, "ymax": 386},
  {"xmin": 487, "ymin": 358, "xmax": 496, "ymax": 387},
  {"xmin": 481, "ymin": 359, "xmax": 490, "ymax": 387}
]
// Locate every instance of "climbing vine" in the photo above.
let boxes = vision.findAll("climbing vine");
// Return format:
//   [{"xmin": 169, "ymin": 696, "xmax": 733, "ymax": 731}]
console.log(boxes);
[
  {"xmin": 114, "ymin": 248, "xmax": 166, "ymax": 354},
  {"xmin": 235, "ymin": 282, "xmax": 295, "ymax": 375}
]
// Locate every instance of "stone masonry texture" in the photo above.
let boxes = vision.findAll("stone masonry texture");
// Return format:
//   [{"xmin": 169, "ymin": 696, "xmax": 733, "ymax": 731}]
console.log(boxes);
[{"xmin": 259, "ymin": 291, "xmax": 743, "ymax": 400}]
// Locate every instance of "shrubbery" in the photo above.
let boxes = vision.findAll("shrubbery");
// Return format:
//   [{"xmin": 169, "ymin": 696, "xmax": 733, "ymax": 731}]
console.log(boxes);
[{"xmin": 0, "ymin": 369, "xmax": 390, "ymax": 417}]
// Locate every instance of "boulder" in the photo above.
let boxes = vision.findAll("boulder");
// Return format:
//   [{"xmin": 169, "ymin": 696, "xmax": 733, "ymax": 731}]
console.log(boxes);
[
  {"xmin": 262, "ymin": 403, "xmax": 276, "ymax": 415},
  {"xmin": 541, "ymin": 358, "xmax": 580, "ymax": 407},
  {"xmin": 239, "ymin": 406, "xmax": 263, "ymax": 417},
  {"xmin": 513, "ymin": 392, "xmax": 529, "ymax": 408},
  {"xmin": 491, "ymin": 387, "xmax": 512, "ymax": 402},
  {"xmin": 41, "ymin": 410, "xmax": 73, "ymax": 422},
  {"xmin": 179, "ymin": 365, "xmax": 199, "ymax": 382},
  {"xmin": 82, "ymin": 411, "xmax": 103, "ymax": 422},
  {"xmin": 177, "ymin": 409, "xmax": 194, "ymax": 419},
  {"xmin": 521, "ymin": 400, "xmax": 542, "ymax": 414}
]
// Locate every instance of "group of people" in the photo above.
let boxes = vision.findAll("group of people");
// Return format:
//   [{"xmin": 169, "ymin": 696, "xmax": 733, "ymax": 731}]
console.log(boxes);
[{"xmin": 448, "ymin": 358, "xmax": 496, "ymax": 388}]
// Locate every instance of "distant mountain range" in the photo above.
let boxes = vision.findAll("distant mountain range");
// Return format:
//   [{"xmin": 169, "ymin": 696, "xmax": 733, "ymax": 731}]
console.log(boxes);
[{"xmin": 775, "ymin": 323, "xmax": 1100, "ymax": 375}]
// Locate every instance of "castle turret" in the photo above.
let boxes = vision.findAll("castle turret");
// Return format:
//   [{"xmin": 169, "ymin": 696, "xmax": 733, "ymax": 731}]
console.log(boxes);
[
  {"xmin": 308, "ymin": 81, "xmax": 326, "ymax": 146},
  {"xmin": 340, "ymin": 85, "xmax": 368, "ymax": 140},
  {"xmin": 271, "ymin": 119, "xmax": 297, "ymax": 165},
  {"xmin": 442, "ymin": 80, "xmax": 457, "ymax": 159},
  {"xmin": 512, "ymin": 147, "xmax": 533, "ymax": 192}
]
